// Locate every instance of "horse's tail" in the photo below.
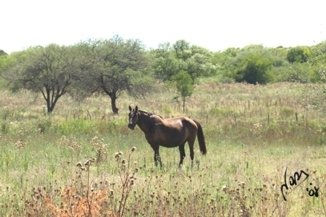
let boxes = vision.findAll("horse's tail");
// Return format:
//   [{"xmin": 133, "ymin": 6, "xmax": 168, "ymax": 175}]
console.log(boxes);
[{"xmin": 193, "ymin": 120, "xmax": 207, "ymax": 155}]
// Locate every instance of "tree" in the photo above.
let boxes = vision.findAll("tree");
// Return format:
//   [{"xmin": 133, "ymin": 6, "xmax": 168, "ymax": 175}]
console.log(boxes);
[
  {"xmin": 154, "ymin": 40, "xmax": 216, "ymax": 81},
  {"xmin": 0, "ymin": 51, "xmax": 9, "ymax": 88},
  {"xmin": 174, "ymin": 71, "xmax": 194, "ymax": 111},
  {"xmin": 0, "ymin": 49, "xmax": 9, "ymax": 72},
  {"xmin": 211, "ymin": 48, "xmax": 241, "ymax": 82},
  {"xmin": 287, "ymin": 47, "xmax": 311, "ymax": 63},
  {"xmin": 3, "ymin": 44, "xmax": 78, "ymax": 113},
  {"xmin": 173, "ymin": 40, "xmax": 192, "ymax": 61},
  {"xmin": 153, "ymin": 40, "xmax": 216, "ymax": 110},
  {"xmin": 236, "ymin": 55, "xmax": 272, "ymax": 84},
  {"xmin": 187, "ymin": 46, "xmax": 216, "ymax": 79},
  {"xmin": 152, "ymin": 43, "xmax": 181, "ymax": 81},
  {"xmin": 309, "ymin": 42, "xmax": 326, "ymax": 83},
  {"xmin": 226, "ymin": 46, "xmax": 273, "ymax": 84},
  {"xmin": 0, "ymin": 50, "xmax": 7, "ymax": 56},
  {"xmin": 0, "ymin": 53, "xmax": 7, "ymax": 71},
  {"xmin": 77, "ymin": 36, "xmax": 150, "ymax": 114}
]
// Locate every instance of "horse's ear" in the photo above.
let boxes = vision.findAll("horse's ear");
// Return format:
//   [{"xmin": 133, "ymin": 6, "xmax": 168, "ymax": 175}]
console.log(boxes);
[
  {"xmin": 135, "ymin": 105, "xmax": 138, "ymax": 111},
  {"xmin": 129, "ymin": 105, "xmax": 132, "ymax": 111}
]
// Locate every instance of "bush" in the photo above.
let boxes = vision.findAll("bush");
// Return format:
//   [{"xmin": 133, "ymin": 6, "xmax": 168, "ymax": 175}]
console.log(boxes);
[
  {"xmin": 287, "ymin": 47, "xmax": 311, "ymax": 63},
  {"xmin": 223, "ymin": 46, "xmax": 273, "ymax": 84},
  {"xmin": 271, "ymin": 63, "xmax": 312, "ymax": 83},
  {"xmin": 234, "ymin": 53, "xmax": 272, "ymax": 84}
]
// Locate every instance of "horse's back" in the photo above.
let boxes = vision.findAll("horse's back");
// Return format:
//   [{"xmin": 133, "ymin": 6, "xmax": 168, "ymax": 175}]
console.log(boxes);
[
  {"xmin": 148, "ymin": 114, "xmax": 199, "ymax": 136},
  {"xmin": 161, "ymin": 117, "xmax": 198, "ymax": 137},
  {"xmin": 144, "ymin": 116, "xmax": 195, "ymax": 146},
  {"xmin": 165, "ymin": 116, "xmax": 196, "ymax": 126}
]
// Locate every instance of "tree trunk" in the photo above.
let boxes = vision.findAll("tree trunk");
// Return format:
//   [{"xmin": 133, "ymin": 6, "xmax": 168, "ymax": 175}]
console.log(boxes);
[
  {"xmin": 48, "ymin": 105, "xmax": 54, "ymax": 113},
  {"xmin": 102, "ymin": 86, "xmax": 120, "ymax": 114},
  {"xmin": 109, "ymin": 93, "xmax": 119, "ymax": 114},
  {"xmin": 46, "ymin": 98, "xmax": 56, "ymax": 113},
  {"xmin": 41, "ymin": 85, "xmax": 67, "ymax": 114},
  {"xmin": 48, "ymin": 103, "xmax": 56, "ymax": 113},
  {"xmin": 182, "ymin": 97, "xmax": 186, "ymax": 112},
  {"xmin": 46, "ymin": 99, "xmax": 52, "ymax": 113},
  {"xmin": 45, "ymin": 92, "xmax": 60, "ymax": 114}
]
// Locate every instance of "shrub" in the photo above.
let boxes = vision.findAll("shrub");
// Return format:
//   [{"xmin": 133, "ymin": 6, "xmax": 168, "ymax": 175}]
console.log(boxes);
[
  {"xmin": 225, "ymin": 46, "xmax": 273, "ymax": 84},
  {"xmin": 287, "ymin": 47, "xmax": 311, "ymax": 63},
  {"xmin": 271, "ymin": 63, "xmax": 312, "ymax": 83}
]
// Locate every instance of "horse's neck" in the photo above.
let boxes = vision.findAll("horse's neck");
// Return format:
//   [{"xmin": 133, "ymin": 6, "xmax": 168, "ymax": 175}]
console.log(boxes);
[{"xmin": 137, "ymin": 113, "xmax": 157, "ymax": 134}]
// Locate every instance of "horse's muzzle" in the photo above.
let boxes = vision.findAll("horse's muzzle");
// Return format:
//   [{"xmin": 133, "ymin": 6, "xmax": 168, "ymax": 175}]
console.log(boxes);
[{"xmin": 128, "ymin": 124, "xmax": 135, "ymax": 130}]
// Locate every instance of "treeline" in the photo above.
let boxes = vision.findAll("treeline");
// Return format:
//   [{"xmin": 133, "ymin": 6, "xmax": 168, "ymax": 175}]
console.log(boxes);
[
  {"xmin": 0, "ymin": 36, "xmax": 325, "ymax": 114},
  {"xmin": 214, "ymin": 44, "xmax": 326, "ymax": 84}
]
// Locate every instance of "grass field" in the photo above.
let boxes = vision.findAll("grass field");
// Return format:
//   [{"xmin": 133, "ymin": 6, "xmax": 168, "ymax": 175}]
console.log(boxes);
[{"xmin": 0, "ymin": 82, "xmax": 325, "ymax": 216}]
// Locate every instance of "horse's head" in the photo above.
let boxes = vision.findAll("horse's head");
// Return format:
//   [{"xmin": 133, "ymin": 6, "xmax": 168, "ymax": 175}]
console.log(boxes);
[{"xmin": 128, "ymin": 105, "xmax": 139, "ymax": 130}]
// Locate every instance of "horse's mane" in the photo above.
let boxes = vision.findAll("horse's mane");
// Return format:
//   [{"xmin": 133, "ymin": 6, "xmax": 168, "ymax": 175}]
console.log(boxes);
[{"xmin": 139, "ymin": 110, "xmax": 163, "ymax": 119}]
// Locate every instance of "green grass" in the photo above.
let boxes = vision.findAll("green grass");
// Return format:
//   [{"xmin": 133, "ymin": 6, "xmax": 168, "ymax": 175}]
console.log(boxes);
[{"xmin": 0, "ymin": 82, "xmax": 325, "ymax": 216}]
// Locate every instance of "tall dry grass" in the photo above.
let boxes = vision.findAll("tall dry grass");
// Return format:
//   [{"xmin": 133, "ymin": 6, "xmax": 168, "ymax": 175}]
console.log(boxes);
[{"xmin": 0, "ymin": 82, "xmax": 325, "ymax": 216}]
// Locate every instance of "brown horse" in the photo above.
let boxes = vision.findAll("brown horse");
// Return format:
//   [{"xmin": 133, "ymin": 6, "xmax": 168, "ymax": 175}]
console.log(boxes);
[{"xmin": 128, "ymin": 105, "xmax": 206, "ymax": 167}]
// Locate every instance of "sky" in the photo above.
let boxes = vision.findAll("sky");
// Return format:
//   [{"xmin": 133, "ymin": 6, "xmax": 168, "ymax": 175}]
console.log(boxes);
[{"xmin": 1, "ymin": 0, "xmax": 326, "ymax": 53}]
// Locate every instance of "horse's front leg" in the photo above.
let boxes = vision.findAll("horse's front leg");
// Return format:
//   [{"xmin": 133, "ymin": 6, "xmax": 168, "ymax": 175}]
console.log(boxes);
[
  {"xmin": 154, "ymin": 150, "xmax": 158, "ymax": 167},
  {"xmin": 151, "ymin": 144, "xmax": 162, "ymax": 167},
  {"xmin": 155, "ymin": 147, "xmax": 163, "ymax": 168}
]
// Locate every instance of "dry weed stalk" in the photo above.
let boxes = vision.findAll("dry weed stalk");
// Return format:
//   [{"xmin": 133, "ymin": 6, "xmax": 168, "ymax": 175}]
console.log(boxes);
[
  {"xmin": 115, "ymin": 147, "xmax": 138, "ymax": 217},
  {"xmin": 25, "ymin": 158, "xmax": 117, "ymax": 217},
  {"xmin": 59, "ymin": 136, "xmax": 81, "ymax": 152},
  {"xmin": 24, "ymin": 147, "xmax": 139, "ymax": 217},
  {"xmin": 90, "ymin": 136, "xmax": 108, "ymax": 163}
]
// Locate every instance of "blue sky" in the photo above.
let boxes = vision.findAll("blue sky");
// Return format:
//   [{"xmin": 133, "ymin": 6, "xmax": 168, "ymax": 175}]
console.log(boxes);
[{"xmin": 1, "ymin": 0, "xmax": 326, "ymax": 53}]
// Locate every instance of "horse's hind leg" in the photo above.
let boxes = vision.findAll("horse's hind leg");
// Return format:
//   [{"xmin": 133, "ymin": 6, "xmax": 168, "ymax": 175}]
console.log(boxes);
[
  {"xmin": 188, "ymin": 137, "xmax": 195, "ymax": 167},
  {"xmin": 178, "ymin": 143, "xmax": 186, "ymax": 167}
]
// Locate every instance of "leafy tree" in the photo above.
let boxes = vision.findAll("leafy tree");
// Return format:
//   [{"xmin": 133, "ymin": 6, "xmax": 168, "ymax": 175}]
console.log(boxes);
[
  {"xmin": 152, "ymin": 43, "xmax": 181, "ymax": 81},
  {"xmin": 236, "ymin": 55, "xmax": 272, "ymax": 84},
  {"xmin": 269, "ymin": 46, "xmax": 288, "ymax": 67},
  {"xmin": 270, "ymin": 63, "xmax": 312, "ymax": 83},
  {"xmin": 174, "ymin": 71, "xmax": 194, "ymax": 111},
  {"xmin": 287, "ymin": 47, "xmax": 311, "ymax": 63},
  {"xmin": 173, "ymin": 40, "xmax": 192, "ymax": 61},
  {"xmin": 0, "ymin": 50, "xmax": 7, "ymax": 56},
  {"xmin": 211, "ymin": 48, "xmax": 241, "ymax": 83},
  {"xmin": 153, "ymin": 40, "xmax": 216, "ymax": 110},
  {"xmin": 225, "ymin": 46, "xmax": 273, "ymax": 84},
  {"xmin": 0, "ymin": 51, "xmax": 9, "ymax": 88},
  {"xmin": 0, "ymin": 50, "xmax": 9, "ymax": 72},
  {"xmin": 0, "ymin": 54, "xmax": 7, "ymax": 71},
  {"xmin": 306, "ymin": 42, "xmax": 326, "ymax": 83},
  {"xmin": 3, "ymin": 45, "xmax": 78, "ymax": 113},
  {"xmin": 310, "ymin": 57, "xmax": 326, "ymax": 83},
  {"xmin": 77, "ymin": 36, "xmax": 151, "ymax": 114},
  {"xmin": 187, "ymin": 49, "xmax": 216, "ymax": 79},
  {"xmin": 154, "ymin": 40, "xmax": 216, "ymax": 81}
]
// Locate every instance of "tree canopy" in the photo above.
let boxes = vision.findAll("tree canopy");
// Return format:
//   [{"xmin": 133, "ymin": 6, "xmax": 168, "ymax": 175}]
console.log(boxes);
[
  {"xmin": 0, "ymin": 50, "xmax": 7, "ymax": 56},
  {"xmin": 153, "ymin": 40, "xmax": 216, "ymax": 110},
  {"xmin": 2, "ymin": 44, "xmax": 78, "ymax": 113},
  {"xmin": 287, "ymin": 47, "xmax": 311, "ymax": 63},
  {"xmin": 76, "ymin": 36, "xmax": 152, "ymax": 114}
]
